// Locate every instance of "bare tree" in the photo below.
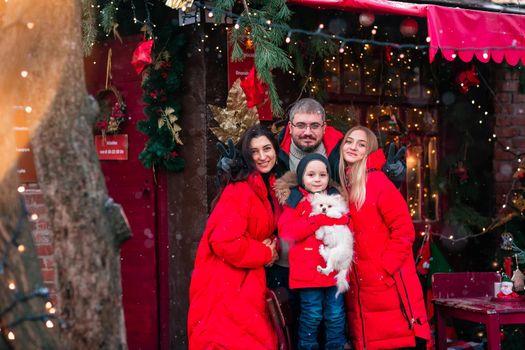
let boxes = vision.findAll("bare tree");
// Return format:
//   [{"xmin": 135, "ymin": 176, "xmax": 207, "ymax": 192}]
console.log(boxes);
[{"xmin": 0, "ymin": 0, "xmax": 130, "ymax": 349}]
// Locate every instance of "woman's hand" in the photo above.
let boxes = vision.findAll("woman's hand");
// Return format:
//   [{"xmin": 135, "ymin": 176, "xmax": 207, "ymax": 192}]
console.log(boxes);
[{"xmin": 263, "ymin": 238, "xmax": 279, "ymax": 267}]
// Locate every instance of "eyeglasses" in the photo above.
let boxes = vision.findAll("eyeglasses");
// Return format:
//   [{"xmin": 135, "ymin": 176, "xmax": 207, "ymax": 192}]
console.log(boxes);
[{"xmin": 290, "ymin": 122, "xmax": 325, "ymax": 131}]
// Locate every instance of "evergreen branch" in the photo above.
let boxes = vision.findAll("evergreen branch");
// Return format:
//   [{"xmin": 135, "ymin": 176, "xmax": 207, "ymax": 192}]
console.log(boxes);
[
  {"xmin": 210, "ymin": 0, "xmax": 293, "ymax": 116},
  {"xmin": 100, "ymin": 0, "xmax": 121, "ymax": 34}
]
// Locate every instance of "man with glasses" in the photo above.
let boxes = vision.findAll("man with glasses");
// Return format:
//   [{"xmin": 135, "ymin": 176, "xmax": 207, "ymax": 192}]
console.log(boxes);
[{"xmin": 277, "ymin": 98, "xmax": 342, "ymax": 178}]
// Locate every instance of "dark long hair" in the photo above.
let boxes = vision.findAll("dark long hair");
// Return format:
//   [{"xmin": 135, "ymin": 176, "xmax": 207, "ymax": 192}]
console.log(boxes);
[{"xmin": 212, "ymin": 125, "xmax": 283, "ymax": 208}]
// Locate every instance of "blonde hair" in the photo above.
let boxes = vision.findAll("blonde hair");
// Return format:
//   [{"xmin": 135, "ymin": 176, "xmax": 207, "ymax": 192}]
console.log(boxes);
[{"xmin": 338, "ymin": 126, "xmax": 378, "ymax": 210}]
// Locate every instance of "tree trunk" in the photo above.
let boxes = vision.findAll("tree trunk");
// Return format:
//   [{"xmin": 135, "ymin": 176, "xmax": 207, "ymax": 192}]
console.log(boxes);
[{"xmin": 0, "ymin": 0, "xmax": 130, "ymax": 349}]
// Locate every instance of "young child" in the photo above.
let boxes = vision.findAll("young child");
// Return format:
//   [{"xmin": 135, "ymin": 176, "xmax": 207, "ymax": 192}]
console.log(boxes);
[{"xmin": 278, "ymin": 153, "xmax": 350, "ymax": 350}]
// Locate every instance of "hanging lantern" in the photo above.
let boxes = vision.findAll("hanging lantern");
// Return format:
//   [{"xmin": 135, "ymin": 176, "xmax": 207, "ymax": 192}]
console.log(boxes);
[
  {"xmin": 359, "ymin": 12, "xmax": 375, "ymax": 27},
  {"xmin": 400, "ymin": 18, "xmax": 418, "ymax": 37}
]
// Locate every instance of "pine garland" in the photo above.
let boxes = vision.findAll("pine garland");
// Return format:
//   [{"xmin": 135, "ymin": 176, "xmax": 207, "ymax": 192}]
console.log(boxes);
[{"xmin": 137, "ymin": 26, "xmax": 187, "ymax": 172}]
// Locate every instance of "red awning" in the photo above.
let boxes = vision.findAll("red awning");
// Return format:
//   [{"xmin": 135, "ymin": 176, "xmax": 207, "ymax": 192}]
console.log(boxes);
[
  {"xmin": 289, "ymin": 0, "xmax": 525, "ymax": 65},
  {"xmin": 288, "ymin": 0, "xmax": 427, "ymax": 16}
]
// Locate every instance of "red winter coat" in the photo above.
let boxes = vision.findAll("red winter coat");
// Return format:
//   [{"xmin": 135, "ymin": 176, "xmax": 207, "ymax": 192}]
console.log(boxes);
[
  {"xmin": 345, "ymin": 150, "xmax": 430, "ymax": 350},
  {"xmin": 188, "ymin": 172, "xmax": 279, "ymax": 350},
  {"xmin": 278, "ymin": 187, "xmax": 340, "ymax": 289}
]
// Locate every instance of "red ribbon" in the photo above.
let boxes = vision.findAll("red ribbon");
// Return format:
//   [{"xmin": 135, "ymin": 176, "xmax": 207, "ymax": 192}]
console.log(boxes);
[{"xmin": 131, "ymin": 39, "xmax": 154, "ymax": 75}]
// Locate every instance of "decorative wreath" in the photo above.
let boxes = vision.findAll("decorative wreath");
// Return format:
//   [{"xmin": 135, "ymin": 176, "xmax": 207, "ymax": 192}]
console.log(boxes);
[{"xmin": 94, "ymin": 85, "xmax": 127, "ymax": 135}]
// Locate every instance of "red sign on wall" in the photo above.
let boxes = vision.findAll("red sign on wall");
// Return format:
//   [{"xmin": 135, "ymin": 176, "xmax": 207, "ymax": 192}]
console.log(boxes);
[
  {"xmin": 95, "ymin": 134, "xmax": 128, "ymax": 160},
  {"xmin": 227, "ymin": 39, "xmax": 273, "ymax": 120}
]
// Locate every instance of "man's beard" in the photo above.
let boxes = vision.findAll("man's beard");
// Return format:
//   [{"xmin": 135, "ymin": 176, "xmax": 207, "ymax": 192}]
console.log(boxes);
[{"xmin": 296, "ymin": 137, "xmax": 322, "ymax": 153}]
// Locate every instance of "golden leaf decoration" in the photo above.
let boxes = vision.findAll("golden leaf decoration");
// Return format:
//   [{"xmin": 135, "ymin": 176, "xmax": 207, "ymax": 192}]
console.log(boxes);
[
  {"xmin": 209, "ymin": 79, "xmax": 260, "ymax": 144},
  {"xmin": 158, "ymin": 107, "xmax": 184, "ymax": 145}
]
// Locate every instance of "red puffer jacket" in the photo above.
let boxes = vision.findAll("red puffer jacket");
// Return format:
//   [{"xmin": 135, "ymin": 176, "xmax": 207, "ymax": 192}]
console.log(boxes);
[
  {"xmin": 278, "ymin": 187, "xmax": 340, "ymax": 289},
  {"xmin": 345, "ymin": 150, "xmax": 430, "ymax": 350},
  {"xmin": 188, "ymin": 172, "xmax": 279, "ymax": 350}
]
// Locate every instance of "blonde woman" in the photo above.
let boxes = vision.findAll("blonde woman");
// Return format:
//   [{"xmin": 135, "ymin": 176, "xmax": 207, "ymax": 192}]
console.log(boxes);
[{"xmin": 339, "ymin": 126, "xmax": 430, "ymax": 350}]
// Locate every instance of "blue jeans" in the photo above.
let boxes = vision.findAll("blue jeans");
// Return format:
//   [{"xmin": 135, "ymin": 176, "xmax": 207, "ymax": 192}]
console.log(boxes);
[{"xmin": 297, "ymin": 286, "xmax": 346, "ymax": 350}]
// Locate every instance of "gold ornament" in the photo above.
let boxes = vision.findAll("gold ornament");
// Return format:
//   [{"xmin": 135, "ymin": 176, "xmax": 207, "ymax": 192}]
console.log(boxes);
[
  {"xmin": 209, "ymin": 79, "xmax": 260, "ymax": 144},
  {"xmin": 510, "ymin": 189, "xmax": 525, "ymax": 213},
  {"xmin": 245, "ymin": 38, "xmax": 254, "ymax": 50},
  {"xmin": 158, "ymin": 107, "xmax": 183, "ymax": 145},
  {"xmin": 165, "ymin": 0, "xmax": 194, "ymax": 10}
]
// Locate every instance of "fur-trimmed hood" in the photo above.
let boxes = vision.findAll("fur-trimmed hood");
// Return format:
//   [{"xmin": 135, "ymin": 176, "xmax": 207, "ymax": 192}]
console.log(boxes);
[{"xmin": 273, "ymin": 171, "xmax": 297, "ymax": 205}]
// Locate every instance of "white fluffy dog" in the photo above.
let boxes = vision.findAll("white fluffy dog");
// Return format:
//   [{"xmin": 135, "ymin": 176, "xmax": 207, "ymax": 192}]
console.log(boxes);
[{"xmin": 309, "ymin": 192, "xmax": 354, "ymax": 296}]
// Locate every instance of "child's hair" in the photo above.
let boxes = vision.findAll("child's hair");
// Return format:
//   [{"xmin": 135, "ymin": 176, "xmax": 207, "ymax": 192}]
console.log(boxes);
[
  {"xmin": 296, "ymin": 153, "xmax": 331, "ymax": 192},
  {"xmin": 338, "ymin": 126, "xmax": 378, "ymax": 210}
]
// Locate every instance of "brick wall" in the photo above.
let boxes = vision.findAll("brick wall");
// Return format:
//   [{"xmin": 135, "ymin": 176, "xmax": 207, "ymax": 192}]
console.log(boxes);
[
  {"xmin": 493, "ymin": 67, "xmax": 525, "ymax": 207},
  {"xmin": 22, "ymin": 185, "xmax": 56, "ymax": 302}
]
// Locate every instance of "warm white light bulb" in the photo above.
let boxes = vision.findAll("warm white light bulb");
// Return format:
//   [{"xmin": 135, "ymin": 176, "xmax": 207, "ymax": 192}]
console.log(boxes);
[
  {"xmin": 17, "ymin": 245, "xmax": 25, "ymax": 253},
  {"xmin": 45, "ymin": 320, "xmax": 54, "ymax": 328},
  {"xmin": 7, "ymin": 331, "xmax": 14, "ymax": 340},
  {"xmin": 8, "ymin": 282, "xmax": 15, "ymax": 290},
  {"xmin": 25, "ymin": 106, "xmax": 32, "ymax": 113},
  {"xmin": 17, "ymin": 186, "xmax": 25, "ymax": 193},
  {"xmin": 31, "ymin": 213, "xmax": 38, "ymax": 221},
  {"xmin": 20, "ymin": 71, "xmax": 28, "ymax": 78}
]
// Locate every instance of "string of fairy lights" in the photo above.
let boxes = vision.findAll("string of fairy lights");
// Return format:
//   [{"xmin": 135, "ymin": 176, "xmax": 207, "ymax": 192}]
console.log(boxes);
[
  {"xmin": 91, "ymin": 0, "xmax": 525, "ymax": 245},
  {"xmin": 0, "ymin": 195, "xmax": 58, "ymax": 343}
]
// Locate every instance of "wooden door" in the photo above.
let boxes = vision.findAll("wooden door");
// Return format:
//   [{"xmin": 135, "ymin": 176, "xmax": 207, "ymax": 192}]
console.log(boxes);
[{"xmin": 85, "ymin": 36, "xmax": 166, "ymax": 350}]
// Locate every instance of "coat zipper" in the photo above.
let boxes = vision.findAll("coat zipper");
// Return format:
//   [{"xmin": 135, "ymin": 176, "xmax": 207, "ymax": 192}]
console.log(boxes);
[
  {"xmin": 353, "ymin": 268, "xmax": 367, "ymax": 350},
  {"xmin": 399, "ymin": 271, "xmax": 420, "ymax": 328}
]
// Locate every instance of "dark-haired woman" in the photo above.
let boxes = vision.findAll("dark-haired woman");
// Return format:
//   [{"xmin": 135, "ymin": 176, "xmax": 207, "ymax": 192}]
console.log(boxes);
[{"xmin": 188, "ymin": 125, "xmax": 284, "ymax": 350}]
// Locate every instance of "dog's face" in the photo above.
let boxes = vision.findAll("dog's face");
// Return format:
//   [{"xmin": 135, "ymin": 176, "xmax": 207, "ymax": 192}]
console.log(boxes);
[{"xmin": 309, "ymin": 193, "xmax": 348, "ymax": 218}]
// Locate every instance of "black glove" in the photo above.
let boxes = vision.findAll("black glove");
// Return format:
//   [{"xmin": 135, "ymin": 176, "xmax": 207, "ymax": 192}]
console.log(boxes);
[
  {"xmin": 216, "ymin": 139, "xmax": 245, "ymax": 183},
  {"xmin": 382, "ymin": 143, "xmax": 406, "ymax": 188},
  {"xmin": 216, "ymin": 138, "xmax": 239, "ymax": 173}
]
